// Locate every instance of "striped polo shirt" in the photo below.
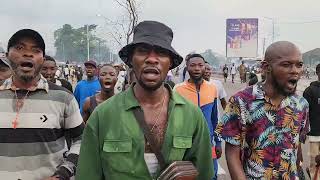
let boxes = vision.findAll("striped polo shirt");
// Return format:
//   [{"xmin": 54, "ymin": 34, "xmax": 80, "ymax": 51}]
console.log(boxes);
[{"xmin": 0, "ymin": 76, "xmax": 84, "ymax": 180}]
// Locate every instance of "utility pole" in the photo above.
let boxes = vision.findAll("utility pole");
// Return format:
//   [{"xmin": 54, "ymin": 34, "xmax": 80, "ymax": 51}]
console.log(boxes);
[
  {"xmin": 272, "ymin": 19, "xmax": 275, "ymax": 43},
  {"xmin": 98, "ymin": 40, "xmax": 101, "ymax": 63},
  {"xmin": 86, "ymin": 25, "xmax": 90, "ymax": 61},
  {"xmin": 262, "ymin": 17, "xmax": 276, "ymax": 43},
  {"xmin": 62, "ymin": 42, "xmax": 65, "ymax": 62},
  {"xmin": 262, "ymin": 38, "xmax": 266, "ymax": 55},
  {"xmin": 111, "ymin": 52, "xmax": 113, "ymax": 63}
]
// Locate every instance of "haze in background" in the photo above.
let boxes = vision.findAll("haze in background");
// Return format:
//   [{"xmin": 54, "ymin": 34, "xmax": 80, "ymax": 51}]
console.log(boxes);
[{"xmin": 0, "ymin": 0, "xmax": 319, "ymax": 57}]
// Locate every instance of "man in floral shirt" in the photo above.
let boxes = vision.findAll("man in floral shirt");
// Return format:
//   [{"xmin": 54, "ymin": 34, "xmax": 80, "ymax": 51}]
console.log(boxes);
[{"xmin": 216, "ymin": 41, "xmax": 309, "ymax": 180}]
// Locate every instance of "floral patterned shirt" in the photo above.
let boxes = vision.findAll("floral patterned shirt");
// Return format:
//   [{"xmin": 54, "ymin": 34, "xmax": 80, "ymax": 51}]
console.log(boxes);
[{"xmin": 216, "ymin": 83, "xmax": 309, "ymax": 180}]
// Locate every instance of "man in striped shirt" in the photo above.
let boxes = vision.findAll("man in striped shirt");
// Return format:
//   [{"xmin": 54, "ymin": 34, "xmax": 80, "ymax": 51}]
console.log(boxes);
[{"xmin": 0, "ymin": 29, "xmax": 84, "ymax": 180}]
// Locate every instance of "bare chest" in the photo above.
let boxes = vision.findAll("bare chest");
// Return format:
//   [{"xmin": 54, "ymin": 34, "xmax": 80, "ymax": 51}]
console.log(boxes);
[{"xmin": 142, "ymin": 106, "xmax": 168, "ymax": 152}]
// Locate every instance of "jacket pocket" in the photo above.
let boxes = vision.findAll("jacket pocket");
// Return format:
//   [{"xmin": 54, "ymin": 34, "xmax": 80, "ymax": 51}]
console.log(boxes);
[
  {"xmin": 102, "ymin": 139, "xmax": 136, "ymax": 173},
  {"xmin": 173, "ymin": 136, "xmax": 192, "ymax": 149},
  {"xmin": 103, "ymin": 139, "xmax": 132, "ymax": 152},
  {"xmin": 169, "ymin": 136, "xmax": 193, "ymax": 161}
]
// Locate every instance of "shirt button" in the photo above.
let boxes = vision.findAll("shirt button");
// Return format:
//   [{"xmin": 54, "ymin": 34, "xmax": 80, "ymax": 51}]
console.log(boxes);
[
  {"xmin": 115, "ymin": 147, "xmax": 119, "ymax": 151},
  {"xmin": 131, "ymin": 170, "xmax": 135, "ymax": 174}
]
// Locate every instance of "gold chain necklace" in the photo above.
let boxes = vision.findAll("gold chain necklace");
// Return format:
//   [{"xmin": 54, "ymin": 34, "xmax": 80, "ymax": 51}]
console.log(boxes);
[
  {"xmin": 141, "ymin": 88, "xmax": 166, "ymax": 133},
  {"xmin": 150, "ymin": 92, "xmax": 166, "ymax": 133},
  {"xmin": 12, "ymin": 90, "xmax": 30, "ymax": 129}
]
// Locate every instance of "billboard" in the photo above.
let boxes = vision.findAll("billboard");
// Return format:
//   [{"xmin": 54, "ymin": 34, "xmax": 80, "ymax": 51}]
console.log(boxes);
[{"xmin": 226, "ymin": 18, "xmax": 258, "ymax": 58}]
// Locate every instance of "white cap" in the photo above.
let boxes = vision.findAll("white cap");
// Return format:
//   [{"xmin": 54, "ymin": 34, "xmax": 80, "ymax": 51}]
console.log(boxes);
[{"xmin": 0, "ymin": 56, "xmax": 10, "ymax": 68}]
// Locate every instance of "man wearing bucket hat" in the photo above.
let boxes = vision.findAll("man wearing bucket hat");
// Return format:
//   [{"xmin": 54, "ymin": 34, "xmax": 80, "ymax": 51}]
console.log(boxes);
[{"xmin": 77, "ymin": 21, "xmax": 214, "ymax": 180}]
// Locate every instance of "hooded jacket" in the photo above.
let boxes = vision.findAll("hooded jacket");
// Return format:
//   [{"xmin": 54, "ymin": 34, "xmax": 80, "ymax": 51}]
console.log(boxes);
[{"xmin": 303, "ymin": 81, "xmax": 320, "ymax": 136}]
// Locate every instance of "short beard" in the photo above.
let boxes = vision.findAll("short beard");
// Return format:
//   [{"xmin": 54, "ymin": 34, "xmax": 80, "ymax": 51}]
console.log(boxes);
[
  {"xmin": 10, "ymin": 61, "xmax": 42, "ymax": 83},
  {"xmin": 271, "ymin": 71, "xmax": 295, "ymax": 96},
  {"xmin": 137, "ymin": 76, "xmax": 163, "ymax": 91},
  {"xmin": 190, "ymin": 75, "xmax": 203, "ymax": 85}
]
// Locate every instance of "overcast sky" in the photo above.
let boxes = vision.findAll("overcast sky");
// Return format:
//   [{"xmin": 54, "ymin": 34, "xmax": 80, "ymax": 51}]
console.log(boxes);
[{"xmin": 1, "ymin": 0, "xmax": 320, "ymax": 58}]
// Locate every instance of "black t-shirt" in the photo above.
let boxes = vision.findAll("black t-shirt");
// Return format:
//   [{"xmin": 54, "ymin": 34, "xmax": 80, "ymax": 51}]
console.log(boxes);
[
  {"xmin": 55, "ymin": 78, "xmax": 73, "ymax": 93},
  {"xmin": 223, "ymin": 67, "xmax": 228, "ymax": 74},
  {"xmin": 303, "ymin": 81, "xmax": 320, "ymax": 135}
]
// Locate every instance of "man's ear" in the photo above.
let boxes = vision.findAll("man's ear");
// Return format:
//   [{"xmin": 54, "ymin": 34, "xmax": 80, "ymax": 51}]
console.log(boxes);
[
  {"xmin": 40, "ymin": 57, "xmax": 45, "ymax": 65},
  {"xmin": 261, "ymin": 61, "xmax": 271, "ymax": 73}
]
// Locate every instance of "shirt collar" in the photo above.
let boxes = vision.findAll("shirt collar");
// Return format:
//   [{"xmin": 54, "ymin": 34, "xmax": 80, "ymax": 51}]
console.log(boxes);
[
  {"xmin": 252, "ymin": 82, "xmax": 297, "ymax": 107},
  {"xmin": 124, "ymin": 82, "xmax": 185, "ymax": 110},
  {"xmin": 87, "ymin": 76, "xmax": 98, "ymax": 81},
  {"xmin": 252, "ymin": 82, "xmax": 265, "ymax": 100},
  {"xmin": 0, "ymin": 75, "xmax": 49, "ymax": 93}
]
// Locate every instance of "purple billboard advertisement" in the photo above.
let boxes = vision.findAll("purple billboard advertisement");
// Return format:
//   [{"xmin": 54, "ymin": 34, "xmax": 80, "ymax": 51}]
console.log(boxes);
[{"xmin": 226, "ymin": 18, "xmax": 258, "ymax": 58}]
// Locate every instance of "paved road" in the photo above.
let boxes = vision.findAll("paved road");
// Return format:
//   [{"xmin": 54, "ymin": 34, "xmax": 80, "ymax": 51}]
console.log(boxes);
[{"xmin": 214, "ymin": 75, "xmax": 246, "ymax": 180}]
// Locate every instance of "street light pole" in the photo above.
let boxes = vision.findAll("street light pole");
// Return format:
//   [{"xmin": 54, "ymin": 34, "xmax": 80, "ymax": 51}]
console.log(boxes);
[
  {"xmin": 96, "ymin": 13, "xmax": 113, "ymax": 63},
  {"xmin": 262, "ymin": 17, "xmax": 275, "ymax": 43},
  {"xmin": 86, "ymin": 24, "xmax": 90, "ymax": 61},
  {"xmin": 272, "ymin": 19, "xmax": 275, "ymax": 43},
  {"xmin": 98, "ymin": 40, "xmax": 101, "ymax": 63},
  {"xmin": 62, "ymin": 42, "xmax": 65, "ymax": 62},
  {"xmin": 262, "ymin": 37, "xmax": 266, "ymax": 55}
]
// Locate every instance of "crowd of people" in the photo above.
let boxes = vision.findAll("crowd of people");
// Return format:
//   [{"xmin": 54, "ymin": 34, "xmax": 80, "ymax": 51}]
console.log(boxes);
[{"xmin": 0, "ymin": 20, "xmax": 319, "ymax": 180}]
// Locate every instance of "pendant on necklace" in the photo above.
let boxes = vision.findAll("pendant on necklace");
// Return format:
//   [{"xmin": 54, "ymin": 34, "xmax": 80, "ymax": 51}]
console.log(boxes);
[
  {"xmin": 12, "ymin": 118, "xmax": 18, "ymax": 129},
  {"xmin": 16, "ymin": 100, "xmax": 24, "ymax": 109}
]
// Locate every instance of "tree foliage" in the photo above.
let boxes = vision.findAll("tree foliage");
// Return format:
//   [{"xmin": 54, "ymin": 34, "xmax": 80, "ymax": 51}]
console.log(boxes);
[
  {"xmin": 201, "ymin": 49, "xmax": 226, "ymax": 67},
  {"xmin": 54, "ymin": 24, "xmax": 117, "ymax": 63}
]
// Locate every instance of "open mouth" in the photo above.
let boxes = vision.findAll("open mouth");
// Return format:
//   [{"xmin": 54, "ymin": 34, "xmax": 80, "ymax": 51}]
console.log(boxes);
[
  {"xmin": 143, "ymin": 68, "xmax": 160, "ymax": 74},
  {"xmin": 103, "ymin": 81, "xmax": 114, "ymax": 88},
  {"xmin": 193, "ymin": 72, "xmax": 202, "ymax": 77},
  {"xmin": 19, "ymin": 61, "xmax": 34, "ymax": 72},
  {"xmin": 44, "ymin": 74, "xmax": 54, "ymax": 79},
  {"xmin": 20, "ymin": 61, "xmax": 34, "ymax": 68},
  {"xmin": 142, "ymin": 67, "xmax": 160, "ymax": 80},
  {"xmin": 288, "ymin": 79, "xmax": 298, "ymax": 85},
  {"xmin": 104, "ymin": 81, "xmax": 112, "ymax": 86},
  {"xmin": 287, "ymin": 79, "xmax": 298, "ymax": 89}
]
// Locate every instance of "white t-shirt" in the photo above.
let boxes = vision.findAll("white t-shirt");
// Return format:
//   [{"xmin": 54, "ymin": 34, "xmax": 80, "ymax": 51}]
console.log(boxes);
[
  {"xmin": 64, "ymin": 67, "xmax": 69, "ymax": 75},
  {"xmin": 209, "ymin": 79, "xmax": 227, "ymax": 117},
  {"xmin": 308, "ymin": 136, "xmax": 320, "ymax": 142},
  {"xmin": 211, "ymin": 80, "xmax": 227, "ymax": 100},
  {"xmin": 55, "ymin": 69, "xmax": 62, "ymax": 78},
  {"xmin": 180, "ymin": 70, "xmax": 190, "ymax": 82},
  {"xmin": 114, "ymin": 71, "xmax": 126, "ymax": 94},
  {"xmin": 144, "ymin": 153, "xmax": 159, "ymax": 177},
  {"xmin": 231, "ymin": 66, "xmax": 237, "ymax": 75}
]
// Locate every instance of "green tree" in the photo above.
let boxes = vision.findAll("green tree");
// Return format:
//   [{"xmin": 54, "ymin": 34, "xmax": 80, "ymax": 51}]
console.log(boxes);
[
  {"xmin": 54, "ymin": 24, "xmax": 116, "ymax": 64},
  {"xmin": 201, "ymin": 49, "xmax": 226, "ymax": 67}
]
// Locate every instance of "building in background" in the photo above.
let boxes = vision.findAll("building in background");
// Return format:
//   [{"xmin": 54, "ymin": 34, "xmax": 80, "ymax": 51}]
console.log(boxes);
[{"xmin": 303, "ymin": 48, "xmax": 320, "ymax": 67}]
